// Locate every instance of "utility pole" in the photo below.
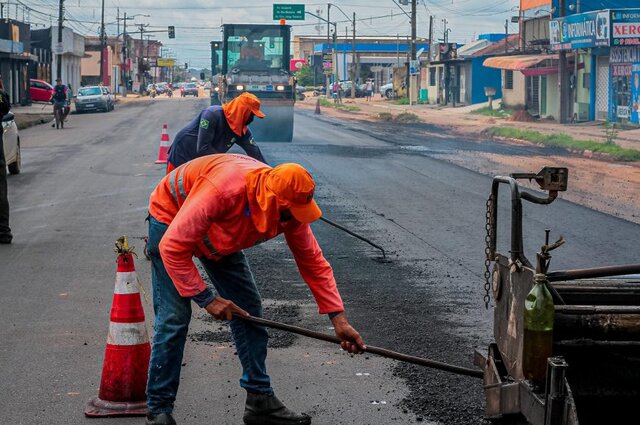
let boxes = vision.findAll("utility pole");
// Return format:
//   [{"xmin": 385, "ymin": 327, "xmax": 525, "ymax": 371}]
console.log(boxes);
[
  {"xmin": 56, "ymin": 0, "xmax": 64, "ymax": 81},
  {"xmin": 411, "ymin": 0, "xmax": 416, "ymax": 60},
  {"xmin": 99, "ymin": 0, "xmax": 105, "ymax": 84},
  {"xmin": 443, "ymin": 19, "xmax": 448, "ymax": 43},
  {"xmin": 351, "ymin": 12, "xmax": 356, "ymax": 99},
  {"xmin": 504, "ymin": 19, "xmax": 508, "ymax": 54},
  {"xmin": 558, "ymin": 0, "xmax": 569, "ymax": 123},
  {"xmin": 326, "ymin": 3, "xmax": 331, "ymax": 97},
  {"xmin": 428, "ymin": 15, "xmax": 433, "ymax": 44},
  {"xmin": 123, "ymin": 12, "xmax": 128, "ymax": 96},
  {"xmin": 410, "ymin": 0, "xmax": 417, "ymax": 105},
  {"xmin": 138, "ymin": 23, "xmax": 149, "ymax": 89}
]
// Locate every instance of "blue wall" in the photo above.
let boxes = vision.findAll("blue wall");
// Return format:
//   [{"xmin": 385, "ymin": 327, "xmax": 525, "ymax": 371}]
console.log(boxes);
[
  {"xmin": 478, "ymin": 33, "xmax": 507, "ymax": 43},
  {"xmin": 471, "ymin": 57, "xmax": 502, "ymax": 104}
]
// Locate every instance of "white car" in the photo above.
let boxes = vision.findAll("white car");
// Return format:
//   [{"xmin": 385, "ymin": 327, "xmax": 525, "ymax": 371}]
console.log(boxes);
[
  {"xmin": 380, "ymin": 82, "xmax": 395, "ymax": 99},
  {"xmin": 2, "ymin": 111, "xmax": 20, "ymax": 175},
  {"xmin": 75, "ymin": 86, "xmax": 114, "ymax": 113}
]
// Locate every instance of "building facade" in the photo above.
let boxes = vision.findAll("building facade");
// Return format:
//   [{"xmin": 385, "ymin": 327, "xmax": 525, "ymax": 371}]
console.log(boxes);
[
  {"xmin": 32, "ymin": 26, "xmax": 85, "ymax": 91},
  {"xmin": 0, "ymin": 19, "xmax": 35, "ymax": 105}
]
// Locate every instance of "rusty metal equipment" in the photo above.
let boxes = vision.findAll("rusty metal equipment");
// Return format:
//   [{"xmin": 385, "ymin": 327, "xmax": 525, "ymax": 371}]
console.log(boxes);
[{"xmin": 475, "ymin": 167, "xmax": 640, "ymax": 425}]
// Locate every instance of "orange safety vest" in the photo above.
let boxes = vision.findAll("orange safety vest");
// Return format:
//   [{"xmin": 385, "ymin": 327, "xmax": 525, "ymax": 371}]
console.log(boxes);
[{"xmin": 148, "ymin": 154, "xmax": 344, "ymax": 314}]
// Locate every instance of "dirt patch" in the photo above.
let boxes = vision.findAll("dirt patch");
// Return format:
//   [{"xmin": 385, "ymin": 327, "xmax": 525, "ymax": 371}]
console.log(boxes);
[{"xmin": 508, "ymin": 109, "xmax": 536, "ymax": 122}]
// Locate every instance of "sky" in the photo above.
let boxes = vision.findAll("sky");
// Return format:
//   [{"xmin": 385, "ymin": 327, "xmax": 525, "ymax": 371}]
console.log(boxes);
[{"xmin": 18, "ymin": 0, "xmax": 520, "ymax": 68}]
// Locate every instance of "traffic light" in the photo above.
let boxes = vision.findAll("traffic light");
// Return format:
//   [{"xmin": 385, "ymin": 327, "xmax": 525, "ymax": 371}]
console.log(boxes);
[
  {"xmin": 184, "ymin": 62, "xmax": 188, "ymax": 70},
  {"xmin": 200, "ymin": 72, "xmax": 205, "ymax": 80},
  {"xmin": 168, "ymin": 26, "xmax": 175, "ymax": 39}
]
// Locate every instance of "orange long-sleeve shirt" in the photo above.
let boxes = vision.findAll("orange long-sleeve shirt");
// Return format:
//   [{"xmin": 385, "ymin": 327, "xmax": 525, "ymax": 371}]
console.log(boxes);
[{"xmin": 148, "ymin": 154, "xmax": 344, "ymax": 314}]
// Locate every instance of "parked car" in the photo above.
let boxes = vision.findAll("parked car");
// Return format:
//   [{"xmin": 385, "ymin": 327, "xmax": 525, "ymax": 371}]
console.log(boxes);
[
  {"xmin": 75, "ymin": 86, "xmax": 114, "ymax": 113},
  {"xmin": 2, "ymin": 112, "xmax": 21, "ymax": 175},
  {"xmin": 181, "ymin": 83, "xmax": 199, "ymax": 97},
  {"xmin": 30, "ymin": 79, "xmax": 54, "ymax": 103},
  {"xmin": 339, "ymin": 81, "xmax": 365, "ymax": 97},
  {"xmin": 380, "ymin": 82, "xmax": 395, "ymax": 98}
]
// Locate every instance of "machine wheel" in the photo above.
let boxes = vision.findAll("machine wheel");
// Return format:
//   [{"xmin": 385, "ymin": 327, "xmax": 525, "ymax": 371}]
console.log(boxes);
[
  {"xmin": 385, "ymin": 89, "xmax": 393, "ymax": 99},
  {"xmin": 8, "ymin": 139, "xmax": 20, "ymax": 175}
]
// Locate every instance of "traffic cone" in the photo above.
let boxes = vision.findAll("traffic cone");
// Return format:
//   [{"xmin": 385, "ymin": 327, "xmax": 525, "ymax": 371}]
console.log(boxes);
[
  {"xmin": 314, "ymin": 98, "xmax": 321, "ymax": 115},
  {"xmin": 85, "ymin": 236, "xmax": 150, "ymax": 417},
  {"xmin": 154, "ymin": 123, "xmax": 171, "ymax": 164}
]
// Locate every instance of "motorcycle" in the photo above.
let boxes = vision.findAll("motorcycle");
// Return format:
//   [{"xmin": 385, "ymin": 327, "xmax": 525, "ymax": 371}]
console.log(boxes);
[
  {"xmin": 166, "ymin": 89, "xmax": 173, "ymax": 98},
  {"xmin": 149, "ymin": 88, "xmax": 157, "ymax": 98}
]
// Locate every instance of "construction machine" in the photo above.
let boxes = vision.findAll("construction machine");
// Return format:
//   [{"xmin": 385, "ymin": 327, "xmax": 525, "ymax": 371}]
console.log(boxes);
[
  {"xmin": 475, "ymin": 167, "xmax": 640, "ymax": 425},
  {"xmin": 211, "ymin": 23, "xmax": 295, "ymax": 142}
]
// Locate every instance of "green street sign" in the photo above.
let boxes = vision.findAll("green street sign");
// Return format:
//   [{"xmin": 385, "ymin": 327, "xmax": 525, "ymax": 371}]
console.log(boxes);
[{"xmin": 273, "ymin": 4, "xmax": 305, "ymax": 20}]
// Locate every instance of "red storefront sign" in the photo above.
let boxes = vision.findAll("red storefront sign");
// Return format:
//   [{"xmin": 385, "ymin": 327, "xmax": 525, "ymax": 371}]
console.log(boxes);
[
  {"xmin": 612, "ymin": 63, "xmax": 632, "ymax": 77},
  {"xmin": 289, "ymin": 59, "xmax": 307, "ymax": 71}
]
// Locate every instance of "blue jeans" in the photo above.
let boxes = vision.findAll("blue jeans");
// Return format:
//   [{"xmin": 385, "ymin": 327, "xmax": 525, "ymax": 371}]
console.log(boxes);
[{"xmin": 146, "ymin": 216, "xmax": 271, "ymax": 414}]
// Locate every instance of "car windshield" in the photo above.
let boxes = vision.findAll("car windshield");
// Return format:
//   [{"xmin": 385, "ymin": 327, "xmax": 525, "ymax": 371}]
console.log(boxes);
[
  {"xmin": 185, "ymin": 83, "xmax": 196, "ymax": 88},
  {"xmin": 79, "ymin": 87, "xmax": 102, "ymax": 96}
]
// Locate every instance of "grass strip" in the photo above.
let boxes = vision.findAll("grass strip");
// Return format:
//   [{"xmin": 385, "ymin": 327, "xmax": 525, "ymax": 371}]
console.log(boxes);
[
  {"xmin": 471, "ymin": 106, "xmax": 512, "ymax": 118},
  {"xmin": 319, "ymin": 97, "xmax": 360, "ymax": 112},
  {"xmin": 487, "ymin": 126, "xmax": 640, "ymax": 162}
]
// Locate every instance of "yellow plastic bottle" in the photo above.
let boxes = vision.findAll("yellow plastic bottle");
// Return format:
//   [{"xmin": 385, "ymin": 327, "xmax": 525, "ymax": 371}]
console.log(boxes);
[{"xmin": 522, "ymin": 273, "xmax": 555, "ymax": 387}]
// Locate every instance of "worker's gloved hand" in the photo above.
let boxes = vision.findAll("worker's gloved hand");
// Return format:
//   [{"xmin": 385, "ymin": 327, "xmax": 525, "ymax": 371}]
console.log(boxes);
[
  {"xmin": 331, "ymin": 312, "xmax": 366, "ymax": 354},
  {"xmin": 205, "ymin": 296, "xmax": 249, "ymax": 321}
]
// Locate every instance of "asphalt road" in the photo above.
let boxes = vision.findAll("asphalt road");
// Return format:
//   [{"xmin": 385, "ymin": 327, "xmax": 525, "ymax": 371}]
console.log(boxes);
[{"xmin": 1, "ymin": 97, "xmax": 638, "ymax": 425}]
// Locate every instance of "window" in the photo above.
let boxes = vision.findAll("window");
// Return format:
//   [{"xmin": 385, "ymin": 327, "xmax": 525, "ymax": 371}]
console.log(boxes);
[
  {"xmin": 504, "ymin": 70, "xmax": 514, "ymax": 90},
  {"xmin": 226, "ymin": 28, "xmax": 285, "ymax": 71},
  {"xmin": 583, "ymin": 73, "xmax": 590, "ymax": 90},
  {"xmin": 429, "ymin": 68, "xmax": 436, "ymax": 86}
]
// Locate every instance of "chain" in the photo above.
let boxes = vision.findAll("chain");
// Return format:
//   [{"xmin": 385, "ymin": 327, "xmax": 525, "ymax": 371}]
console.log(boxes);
[{"xmin": 483, "ymin": 195, "xmax": 494, "ymax": 309}]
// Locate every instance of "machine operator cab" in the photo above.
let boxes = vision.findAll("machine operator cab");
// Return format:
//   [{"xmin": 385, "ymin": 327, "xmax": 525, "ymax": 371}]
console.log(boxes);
[
  {"xmin": 217, "ymin": 23, "xmax": 296, "ymax": 143},
  {"xmin": 223, "ymin": 25, "xmax": 288, "ymax": 76}
]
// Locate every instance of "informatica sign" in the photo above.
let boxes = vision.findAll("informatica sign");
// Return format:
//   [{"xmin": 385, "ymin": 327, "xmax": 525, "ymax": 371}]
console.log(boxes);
[
  {"xmin": 549, "ymin": 10, "xmax": 610, "ymax": 50},
  {"xmin": 611, "ymin": 9, "xmax": 640, "ymax": 47}
]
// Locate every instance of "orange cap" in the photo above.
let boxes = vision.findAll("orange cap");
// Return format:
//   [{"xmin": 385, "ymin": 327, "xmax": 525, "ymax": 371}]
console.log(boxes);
[
  {"xmin": 223, "ymin": 92, "xmax": 265, "ymax": 136},
  {"xmin": 266, "ymin": 163, "xmax": 322, "ymax": 223},
  {"xmin": 240, "ymin": 92, "xmax": 266, "ymax": 118}
]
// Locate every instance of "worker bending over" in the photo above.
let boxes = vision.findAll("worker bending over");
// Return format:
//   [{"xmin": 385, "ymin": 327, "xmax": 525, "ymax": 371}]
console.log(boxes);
[{"xmin": 146, "ymin": 154, "xmax": 365, "ymax": 425}]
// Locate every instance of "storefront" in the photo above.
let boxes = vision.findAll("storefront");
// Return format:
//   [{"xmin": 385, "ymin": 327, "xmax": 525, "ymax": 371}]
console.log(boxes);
[
  {"xmin": 549, "ymin": 9, "xmax": 610, "ymax": 122},
  {"xmin": 609, "ymin": 10, "xmax": 640, "ymax": 124}
]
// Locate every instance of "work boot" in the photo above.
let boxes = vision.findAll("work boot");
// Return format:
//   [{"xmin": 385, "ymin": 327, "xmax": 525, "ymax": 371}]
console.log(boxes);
[
  {"xmin": 145, "ymin": 413, "xmax": 176, "ymax": 425},
  {"xmin": 243, "ymin": 392, "xmax": 311, "ymax": 425},
  {"xmin": 0, "ymin": 232, "xmax": 12, "ymax": 244}
]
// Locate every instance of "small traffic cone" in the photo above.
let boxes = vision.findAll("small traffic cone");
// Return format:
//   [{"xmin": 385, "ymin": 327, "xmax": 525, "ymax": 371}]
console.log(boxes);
[
  {"xmin": 154, "ymin": 123, "xmax": 171, "ymax": 164},
  {"xmin": 85, "ymin": 236, "xmax": 150, "ymax": 417},
  {"xmin": 314, "ymin": 98, "xmax": 321, "ymax": 115}
]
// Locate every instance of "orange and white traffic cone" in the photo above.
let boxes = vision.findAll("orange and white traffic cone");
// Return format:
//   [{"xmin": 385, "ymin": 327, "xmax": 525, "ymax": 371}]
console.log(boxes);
[
  {"xmin": 85, "ymin": 236, "xmax": 150, "ymax": 417},
  {"xmin": 154, "ymin": 123, "xmax": 171, "ymax": 164}
]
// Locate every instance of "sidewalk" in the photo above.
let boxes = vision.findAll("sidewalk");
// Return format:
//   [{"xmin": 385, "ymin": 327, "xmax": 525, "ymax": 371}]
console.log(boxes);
[
  {"xmin": 299, "ymin": 93, "xmax": 640, "ymax": 151},
  {"xmin": 11, "ymin": 102, "xmax": 54, "ymax": 130}
]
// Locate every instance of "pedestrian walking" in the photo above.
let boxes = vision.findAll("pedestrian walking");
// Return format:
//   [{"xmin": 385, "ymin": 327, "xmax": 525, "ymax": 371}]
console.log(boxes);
[
  {"xmin": 0, "ymin": 77, "xmax": 12, "ymax": 244},
  {"xmin": 365, "ymin": 80, "xmax": 373, "ymax": 101},
  {"xmin": 166, "ymin": 92, "xmax": 267, "ymax": 173},
  {"xmin": 145, "ymin": 154, "xmax": 366, "ymax": 425}
]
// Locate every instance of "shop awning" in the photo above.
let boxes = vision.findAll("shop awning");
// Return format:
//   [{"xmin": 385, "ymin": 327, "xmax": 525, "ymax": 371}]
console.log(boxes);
[{"xmin": 483, "ymin": 54, "xmax": 558, "ymax": 71}]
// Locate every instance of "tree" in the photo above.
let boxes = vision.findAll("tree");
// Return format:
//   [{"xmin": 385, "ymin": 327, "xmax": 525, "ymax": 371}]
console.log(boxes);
[{"xmin": 295, "ymin": 64, "xmax": 314, "ymax": 87}]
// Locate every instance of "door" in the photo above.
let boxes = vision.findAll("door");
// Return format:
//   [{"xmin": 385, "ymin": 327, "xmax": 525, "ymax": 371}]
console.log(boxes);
[
  {"xmin": 595, "ymin": 56, "xmax": 609, "ymax": 121},
  {"xmin": 540, "ymin": 76, "xmax": 547, "ymax": 116}
]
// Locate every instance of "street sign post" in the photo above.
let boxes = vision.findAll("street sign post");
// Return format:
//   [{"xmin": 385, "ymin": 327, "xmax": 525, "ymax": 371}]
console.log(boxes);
[{"xmin": 273, "ymin": 4, "xmax": 305, "ymax": 21}]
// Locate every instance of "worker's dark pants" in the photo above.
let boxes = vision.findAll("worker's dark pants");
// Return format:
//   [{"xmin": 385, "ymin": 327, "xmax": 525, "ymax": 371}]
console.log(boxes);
[
  {"xmin": 0, "ymin": 136, "xmax": 11, "ymax": 238},
  {"xmin": 146, "ymin": 216, "xmax": 271, "ymax": 414}
]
